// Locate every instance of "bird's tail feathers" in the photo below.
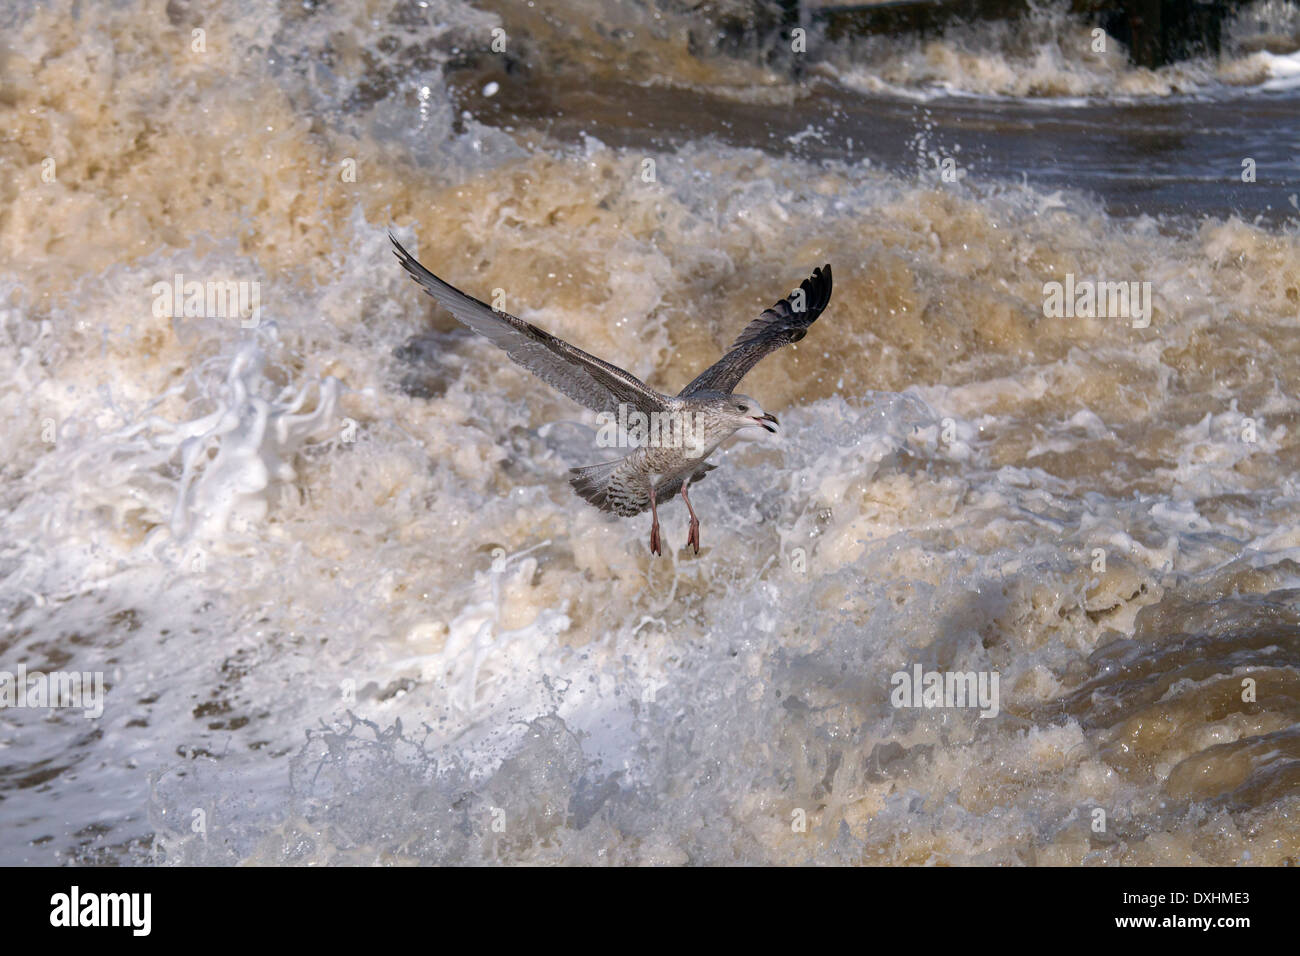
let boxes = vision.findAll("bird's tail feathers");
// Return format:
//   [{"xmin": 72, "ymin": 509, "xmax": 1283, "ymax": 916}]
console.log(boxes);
[{"xmin": 569, "ymin": 458, "xmax": 626, "ymax": 513}]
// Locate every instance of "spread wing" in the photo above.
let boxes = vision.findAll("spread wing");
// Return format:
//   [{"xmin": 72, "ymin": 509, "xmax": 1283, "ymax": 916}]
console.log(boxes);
[
  {"xmin": 679, "ymin": 264, "xmax": 832, "ymax": 397},
  {"xmin": 390, "ymin": 234, "xmax": 669, "ymax": 415}
]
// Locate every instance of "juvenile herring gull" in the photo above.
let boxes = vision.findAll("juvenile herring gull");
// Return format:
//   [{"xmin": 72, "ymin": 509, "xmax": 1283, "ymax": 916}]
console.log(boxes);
[{"xmin": 390, "ymin": 234, "xmax": 832, "ymax": 555}]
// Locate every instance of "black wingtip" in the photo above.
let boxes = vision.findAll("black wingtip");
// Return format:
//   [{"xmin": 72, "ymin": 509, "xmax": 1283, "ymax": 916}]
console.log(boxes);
[
  {"xmin": 388, "ymin": 232, "xmax": 436, "ymax": 287},
  {"xmin": 797, "ymin": 263, "xmax": 832, "ymax": 316},
  {"xmin": 815, "ymin": 263, "xmax": 832, "ymax": 308}
]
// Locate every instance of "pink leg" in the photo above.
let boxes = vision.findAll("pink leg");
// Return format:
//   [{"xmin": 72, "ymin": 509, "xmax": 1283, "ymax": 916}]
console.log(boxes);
[
  {"xmin": 648, "ymin": 484, "xmax": 662, "ymax": 556},
  {"xmin": 681, "ymin": 482, "xmax": 700, "ymax": 555}
]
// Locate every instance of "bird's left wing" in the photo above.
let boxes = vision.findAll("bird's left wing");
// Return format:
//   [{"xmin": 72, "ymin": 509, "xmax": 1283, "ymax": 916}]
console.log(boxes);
[
  {"xmin": 679, "ymin": 264, "xmax": 832, "ymax": 397},
  {"xmin": 391, "ymin": 234, "xmax": 669, "ymax": 415}
]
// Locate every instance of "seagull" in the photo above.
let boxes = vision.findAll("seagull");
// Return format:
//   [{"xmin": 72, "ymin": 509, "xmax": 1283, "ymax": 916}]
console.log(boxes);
[{"xmin": 390, "ymin": 234, "xmax": 832, "ymax": 555}]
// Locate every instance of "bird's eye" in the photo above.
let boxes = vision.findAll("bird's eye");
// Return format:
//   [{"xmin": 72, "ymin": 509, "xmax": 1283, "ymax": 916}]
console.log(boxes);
[{"xmin": 737, "ymin": 405, "xmax": 748, "ymax": 413}]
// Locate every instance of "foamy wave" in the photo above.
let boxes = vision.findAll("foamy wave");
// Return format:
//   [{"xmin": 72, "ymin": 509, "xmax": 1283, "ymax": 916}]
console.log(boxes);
[
  {"xmin": 821, "ymin": 0, "xmax": 1300, "ymax": 101},
  {"xmin": 4, "ymin": 0, "xmax": 1300, "ymax": 866}
]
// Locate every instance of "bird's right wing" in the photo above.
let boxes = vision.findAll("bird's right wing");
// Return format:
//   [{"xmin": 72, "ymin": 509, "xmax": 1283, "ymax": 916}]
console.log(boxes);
[
  {"xmin": 390, "ymin": 234, "xmax": 669, "ymax": 415},
  {"xmin": 679, "ymin": 264, "xmax": 832, "ymax": 397}
]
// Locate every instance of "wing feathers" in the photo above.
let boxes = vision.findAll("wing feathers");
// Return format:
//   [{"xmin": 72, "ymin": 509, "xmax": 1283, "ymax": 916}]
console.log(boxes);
[
  {"xmin": 679, "ymin": 264, "xmax": 832, "ymax": 397},
  {"xmin": 390, "ymin": 234, "xmax": 668, "ymax": 415}
]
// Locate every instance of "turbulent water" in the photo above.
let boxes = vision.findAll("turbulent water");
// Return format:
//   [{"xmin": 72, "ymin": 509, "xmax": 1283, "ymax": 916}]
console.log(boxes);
[{"xmin": 1, "ymin": 0, "xmax": 1299, "ymax": 865}]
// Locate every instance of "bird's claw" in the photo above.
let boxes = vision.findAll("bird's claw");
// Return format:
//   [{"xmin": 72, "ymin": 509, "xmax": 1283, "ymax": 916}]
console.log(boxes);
[
  {"xmin": 687, "ymin": 519, "xmax": 700, "ymax": 555},
  {"xmin": 649, "ymin": 522, "xmax": 662, "ymax": 556}
]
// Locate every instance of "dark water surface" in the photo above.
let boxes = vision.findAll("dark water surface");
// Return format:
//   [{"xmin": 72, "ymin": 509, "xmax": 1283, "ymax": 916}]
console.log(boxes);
[{"xmin": 456, "ymin": 70, "xmax": 1300, "ymax": 223}]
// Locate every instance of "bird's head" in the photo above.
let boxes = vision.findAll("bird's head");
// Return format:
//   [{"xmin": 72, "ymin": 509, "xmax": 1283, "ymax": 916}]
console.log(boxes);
[{"xmin": 728, "ymin": 394, "xmax": 778, "ymax": 434}]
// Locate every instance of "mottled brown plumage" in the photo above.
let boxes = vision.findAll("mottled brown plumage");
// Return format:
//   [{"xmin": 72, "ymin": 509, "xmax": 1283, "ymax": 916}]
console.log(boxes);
[{"xmin": 391, "ymin": 233, "xmax": 832, "ymax": 554}]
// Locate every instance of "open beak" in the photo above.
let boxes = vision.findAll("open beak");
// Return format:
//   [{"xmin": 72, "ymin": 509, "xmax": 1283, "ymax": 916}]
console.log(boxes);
[{"xmin": 753, "ymin": 413, "xmax": 778, "ymax": 433}]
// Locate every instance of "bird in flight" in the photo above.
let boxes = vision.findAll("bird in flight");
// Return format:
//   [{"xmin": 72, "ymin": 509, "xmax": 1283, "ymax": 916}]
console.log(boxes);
[{"xmin": 390, "ymin": 234, "xmax": 832, "ymax": 556}]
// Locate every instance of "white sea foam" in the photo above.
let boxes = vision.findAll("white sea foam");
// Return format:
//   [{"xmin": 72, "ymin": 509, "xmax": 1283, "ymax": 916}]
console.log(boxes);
[{"xmin": 2, "ymin": 0, "xmax": 1299, "ymax": 866}]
